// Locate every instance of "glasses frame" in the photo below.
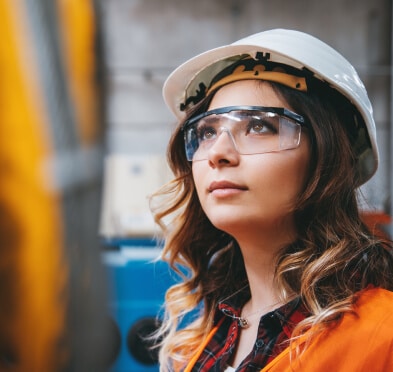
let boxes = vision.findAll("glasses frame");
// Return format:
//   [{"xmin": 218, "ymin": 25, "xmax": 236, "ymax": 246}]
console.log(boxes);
[
  {"xmin": 182, "ymin": 105, "xmax": 307, "ymax": 161},
  {"xmin": 182, "ymin": 105, "xmax": 306, "ymax": 130}
]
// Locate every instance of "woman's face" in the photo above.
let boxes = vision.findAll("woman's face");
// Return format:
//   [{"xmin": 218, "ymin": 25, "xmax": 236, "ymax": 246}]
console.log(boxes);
[{"xmin": 191, "ymin": 80, "xmax": 311, "ymax": 243}]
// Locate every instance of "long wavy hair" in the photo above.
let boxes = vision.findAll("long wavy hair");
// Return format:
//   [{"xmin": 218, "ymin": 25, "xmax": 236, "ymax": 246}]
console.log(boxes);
[{"xmin": 151, "ymin": 78, "xmax": 393, "ymax": 370}]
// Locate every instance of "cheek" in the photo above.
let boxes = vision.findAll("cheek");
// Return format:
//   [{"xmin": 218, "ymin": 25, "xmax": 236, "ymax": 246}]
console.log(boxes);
[
  {"xmin": 256, "ymin": 150, "xmax": 310, "ymax": 202},
  {"xmin": 191, "ymin": 163, "xmax": 205, "ymax": 197},
  {"xmin": 273, "ymin": 135, "xmax": 311, "ymax": 196},
  {"xmin": 294, "ymin": 142, "xmax": 312, "ymax": 193},
  {"xmin": 286, "ymin": 159, "xmax": 310, "ymax": 200}
]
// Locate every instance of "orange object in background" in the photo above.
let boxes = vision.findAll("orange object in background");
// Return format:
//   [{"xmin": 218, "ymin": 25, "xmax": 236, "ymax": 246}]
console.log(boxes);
[
  {"xmin": 0, "ymin": 1, "xmax": 66, "ymax": 370},
  {"xmin": 361, "ymin": 211, "xmax": 392, "ymax": 239},
  {"xmin": 0, "ymin": 0, "xmax": 107, "ymax": 370},
  {"xmin": 57, "ymin": 0, "xmax": 102, "ymax": 146}
]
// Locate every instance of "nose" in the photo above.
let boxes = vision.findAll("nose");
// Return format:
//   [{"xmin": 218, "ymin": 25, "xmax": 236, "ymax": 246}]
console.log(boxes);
[{"xmin": 207, "ymin": 128, "xmax": 240, "ymax": 167}]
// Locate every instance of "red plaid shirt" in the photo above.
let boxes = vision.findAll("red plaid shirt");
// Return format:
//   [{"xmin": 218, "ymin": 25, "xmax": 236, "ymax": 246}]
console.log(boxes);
[{"xmin": 189, "ymin": 295, "xmax": 309, "ymax": 372}]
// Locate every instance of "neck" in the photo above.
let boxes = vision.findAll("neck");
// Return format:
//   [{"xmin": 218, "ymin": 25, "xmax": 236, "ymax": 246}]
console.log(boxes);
[
  {"xmin": 234, "ymin": 228, "xmax": 296, "ymax": 314},
  {"xmin": 243, "ymin": 260, "xmax": 282, "ymax": 315}
]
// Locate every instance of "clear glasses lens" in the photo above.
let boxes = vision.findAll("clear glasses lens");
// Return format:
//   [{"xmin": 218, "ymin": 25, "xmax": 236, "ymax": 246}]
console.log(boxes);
[{"xmin": 184, "ymin": 108, "xmax": 302, "ymax": 161}]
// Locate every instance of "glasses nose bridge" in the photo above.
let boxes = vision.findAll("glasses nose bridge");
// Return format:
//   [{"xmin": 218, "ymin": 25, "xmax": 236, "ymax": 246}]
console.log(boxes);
[{"xmin": 216, "ymin": 125, "xmax": 238, "ymax": 151}]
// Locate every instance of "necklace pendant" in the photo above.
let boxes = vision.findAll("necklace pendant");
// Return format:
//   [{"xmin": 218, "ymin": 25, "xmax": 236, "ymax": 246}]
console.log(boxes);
[{"xmin": 238, "ymin": 317, "xmax": 249, "ymax": 328}]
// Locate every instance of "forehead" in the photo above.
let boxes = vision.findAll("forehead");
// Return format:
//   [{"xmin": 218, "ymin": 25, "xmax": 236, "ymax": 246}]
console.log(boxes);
[{"xmin": 208, "ymin": 80, "xmax": 290, "ymax": 111}]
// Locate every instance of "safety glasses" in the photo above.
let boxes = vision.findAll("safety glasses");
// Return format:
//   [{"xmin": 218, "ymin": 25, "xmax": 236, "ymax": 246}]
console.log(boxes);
[{"xmin": 182, "ymin": 105, "xmax": 306, "ymax": 161}]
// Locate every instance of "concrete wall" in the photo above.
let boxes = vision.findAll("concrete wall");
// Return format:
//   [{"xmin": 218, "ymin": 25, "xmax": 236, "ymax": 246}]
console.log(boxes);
[{"xmin": 101, "ymin": 0, "xmax": 391, "ymax": 213}]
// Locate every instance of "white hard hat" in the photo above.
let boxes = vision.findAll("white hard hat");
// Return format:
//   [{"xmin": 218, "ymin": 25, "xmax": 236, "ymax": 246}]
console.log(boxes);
[{"xmin": 163, "ymin": 28, "xmax": 378, "ymax": 185}]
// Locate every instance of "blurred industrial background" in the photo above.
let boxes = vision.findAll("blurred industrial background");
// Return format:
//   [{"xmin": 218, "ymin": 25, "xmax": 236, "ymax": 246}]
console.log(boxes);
[{"xmin": 0, "ymin": 0, "xmax": 391, "ymax": 372}]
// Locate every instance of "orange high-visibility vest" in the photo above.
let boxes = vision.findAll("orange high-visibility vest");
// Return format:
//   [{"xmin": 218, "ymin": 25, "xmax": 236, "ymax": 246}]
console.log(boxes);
[{"xmin": 185, "ymin": 288, "xmax": 393, "ymax": 372}]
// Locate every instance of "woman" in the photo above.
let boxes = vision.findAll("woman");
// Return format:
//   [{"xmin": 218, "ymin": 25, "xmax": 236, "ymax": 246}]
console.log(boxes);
[{"xmin": 151, "ymin": 29, "xmax": 393, "ymax": 371}]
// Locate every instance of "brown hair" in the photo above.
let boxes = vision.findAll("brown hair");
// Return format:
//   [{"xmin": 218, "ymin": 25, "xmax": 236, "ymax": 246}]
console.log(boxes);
[{"xmin": 151, "ymin": 79, "xmax": 393, "ymax": 370}]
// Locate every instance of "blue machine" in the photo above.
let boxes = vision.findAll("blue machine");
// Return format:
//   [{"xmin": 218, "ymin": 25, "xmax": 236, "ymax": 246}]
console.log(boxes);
[{"xmin": 102, "ymin": 239, "xmax": 178, "ymax": 372}]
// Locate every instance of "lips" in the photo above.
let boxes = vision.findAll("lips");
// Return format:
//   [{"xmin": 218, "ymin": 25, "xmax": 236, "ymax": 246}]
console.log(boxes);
[{"xmin": 208, "ymin": 180, "xmax": 248, "ymax": 192}]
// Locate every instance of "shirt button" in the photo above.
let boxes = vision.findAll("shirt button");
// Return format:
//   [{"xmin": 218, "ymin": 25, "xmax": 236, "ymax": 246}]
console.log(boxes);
[{"xmin": 255, "ymin": 339, "xmax": 265, "ymax": 348}]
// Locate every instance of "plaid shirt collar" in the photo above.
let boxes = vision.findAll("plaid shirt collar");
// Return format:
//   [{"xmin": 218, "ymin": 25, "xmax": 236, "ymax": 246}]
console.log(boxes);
[{"xmin": 191, "ymin": 290, "xmax": 309, "ymax": 372}]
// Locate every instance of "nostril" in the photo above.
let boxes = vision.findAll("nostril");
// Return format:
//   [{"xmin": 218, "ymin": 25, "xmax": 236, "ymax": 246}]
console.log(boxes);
[{"xmin": 218, "ymin": 158, "xmax": 231, "ymax": 164}]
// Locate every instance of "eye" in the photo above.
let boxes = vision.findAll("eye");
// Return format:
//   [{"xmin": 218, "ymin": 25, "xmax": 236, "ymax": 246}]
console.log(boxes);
[
  {"xmin": 248, "ymin": 119, "xmax": 270, "ymax": 134},
  {"xmin": 246, "ymin": 116, "xmax": 278, "ymax": 135},
  {"xmin": 197, "ymin": 124, "xmax": 217, "ymax": 141}
]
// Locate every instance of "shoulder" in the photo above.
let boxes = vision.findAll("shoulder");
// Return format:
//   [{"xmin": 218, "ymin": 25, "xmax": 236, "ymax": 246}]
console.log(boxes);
[
  {"xmin": 262, "ymin": 288, "xmax": 393, "ymax": 371},
  {"xmin": 332, "ymin": 287, "xmax": 393, "ymax": 350},
  {"xmin": 353, "ymin": 287, "xmax": 393, "ymax": 323},
  {"xmin": 356, "ymin": 286, "xmax": 393, "ymax": 303},
  {"xmin": 299, "ymin": 288, "xmax": 393, "ymax": 369}
]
